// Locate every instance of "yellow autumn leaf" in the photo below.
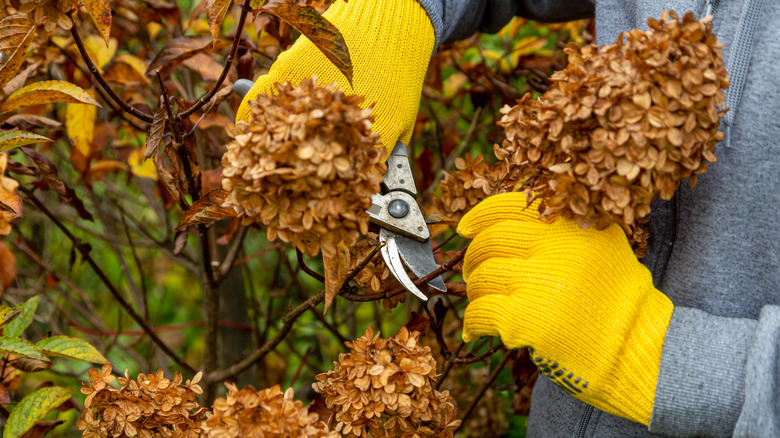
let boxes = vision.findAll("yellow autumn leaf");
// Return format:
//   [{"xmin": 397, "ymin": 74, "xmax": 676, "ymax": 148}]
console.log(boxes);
[
  {"xmin": 147, "ymin": 22, "xmax": 164, "ymax": 41},
  {"xmin": 482, "ymin": 49, "xmax": 511, "ymax": 72},
  {"xmin": 1, "ymin": 80, "xmax": 101, "ymax": 112},
  {"xmin": 509, "ymin": 36, "xmax": 551, "ymax": 69},
  {"xmin": 498, "ymin": 17, "xmax": 529, "ymax": 38},
  {"xmin": 83, "ymin": 35, "xmax": 117, "ymax": 72},
  {"xmin": 128, "ymin": 149, "xmax": 157, "ymax": 180},
  {"xmin": 444, "ymin": 72, "xmax": 468, "ymax": 96},
  {"xmin": 66, "ymin": 92, "xmax": 97, "ymax": 157}
]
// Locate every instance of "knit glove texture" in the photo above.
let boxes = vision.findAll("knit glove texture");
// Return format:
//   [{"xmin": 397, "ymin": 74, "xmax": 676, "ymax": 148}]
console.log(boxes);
[
  {"xmin": 458, "ymin": 192, "xmax": 674, "ymax": 425},
  {"xmin": 235, "ymin": 0, "xmax": 434, "ymax": 150}
]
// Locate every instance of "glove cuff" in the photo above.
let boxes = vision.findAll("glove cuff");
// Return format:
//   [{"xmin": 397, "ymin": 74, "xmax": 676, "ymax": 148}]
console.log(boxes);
[{"xmin": 606, "ymin": 286, "xmax": 674, "ymax": 425}]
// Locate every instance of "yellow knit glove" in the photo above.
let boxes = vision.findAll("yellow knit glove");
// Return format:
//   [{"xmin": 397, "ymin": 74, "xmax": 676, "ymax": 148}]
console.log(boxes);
[
  {"xmin": 236, "ymin": 0, "xmax": 435, "ymax": 150},
  {"xmin": 457, "ymin": 192, "xmax": 674, "ymax": 425}
]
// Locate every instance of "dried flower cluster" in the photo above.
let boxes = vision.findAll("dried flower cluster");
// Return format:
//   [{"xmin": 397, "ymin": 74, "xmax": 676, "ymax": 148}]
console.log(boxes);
[
  {"xmin": 433, "ymin": 153, "xmax": 512, "ymax": 221},
  {"xmin": 313, "ymin": 327, "xmax": 461, "ymax": 437},
  {"xmin": 496, "ymin": 11, "xmax": 728, "ymax": 230},
  {"xmin": 202, "ymin": 383, "xmax": 336, "ymax": 438},
  {"xmin": 626, "ymin": 217, "xmax": 650, "ymax": 258},
  {"xmin": 13, "ymin": 0, "xmax": 78, "ymax": 32},
  {"xmin": 77, "ymin": 365, "xmax": 206, "ymax": 438},
  {"xmin": 221, "ymin": 77, "xmax": 387, "ymax": 258},
  {"xmin": 347, "ymin": 234, "xmax": 405, "ymax": 312},
  {"xmin": 0, "ymin": 154, "xmax": 22, "ymax": 236}
]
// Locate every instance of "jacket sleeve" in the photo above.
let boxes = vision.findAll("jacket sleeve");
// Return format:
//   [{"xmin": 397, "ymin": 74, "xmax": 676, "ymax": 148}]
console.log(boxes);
[
  {"xmin": 648, "ymin": 305, "xmax": 780, "ymax": 437},
  {"xmin": 416, "ymin": 0, "xmax": 595, "ymax": 47}
]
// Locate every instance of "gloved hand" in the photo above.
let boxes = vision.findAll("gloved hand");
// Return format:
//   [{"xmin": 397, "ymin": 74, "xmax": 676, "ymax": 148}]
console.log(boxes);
[
  {"xmin": 457, "ymin": 192, "xmax": 674, "ymax": 425},
  {"xmin": 236, "ymin": 0, "xmax": 435, "ymax": 149}
]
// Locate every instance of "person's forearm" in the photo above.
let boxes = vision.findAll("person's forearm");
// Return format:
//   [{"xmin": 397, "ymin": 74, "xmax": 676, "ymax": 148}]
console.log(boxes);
[
  {"xmin": 416, "ymin": 0, "xmax": 595, "ymax": 46},
  {"xmin": 649, "ymin": 305, "xmax": 780, "ymax": 437}
]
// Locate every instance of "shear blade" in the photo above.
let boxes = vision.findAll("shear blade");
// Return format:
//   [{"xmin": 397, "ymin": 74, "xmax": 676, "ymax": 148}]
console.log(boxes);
[
  {"xmin": 395, "ymin": 235, "xmax": 447, "ymax": 292},
  {"xmin": 379, "ymin": 229, "xmax": 428, "ymax": 301}
]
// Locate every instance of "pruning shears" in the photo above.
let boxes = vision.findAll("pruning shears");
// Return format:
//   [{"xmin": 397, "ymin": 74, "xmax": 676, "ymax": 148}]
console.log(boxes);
[{"xmin": 233, "ymin": 79, "xmax": 446, "ymax": 301}]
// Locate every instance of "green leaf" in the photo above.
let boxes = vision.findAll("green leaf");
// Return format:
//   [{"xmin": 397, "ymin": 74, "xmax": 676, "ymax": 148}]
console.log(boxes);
[
  {"xmin": 0, "ymin": 337, "xmax": 47, "ymax": 361},
  {"xmin": 3, "ymin": 386, "xmax": 73, "ymax": 438},
  {"xmin": 0, "ymin": 80, "xmax": 102, "ymax": 112},
  {"xmin": 35, "ymin": 336, "xmax": 109, "ymax": 364},
  {"xmin": 3, "ymin": 295, "xmax": 38, "ymax": 338},
  {"xmin": 0, "ymin": 306, "xmax": 22, "ymax": 329},
  {"xmin": 0, "ymin": 131, "xmax": 52, "ymax": 153}
]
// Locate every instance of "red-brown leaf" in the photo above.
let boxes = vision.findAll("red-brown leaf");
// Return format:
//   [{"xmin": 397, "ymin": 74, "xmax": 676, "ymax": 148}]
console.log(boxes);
[
  {"xmin": 82, "ymin": 0, "xmax": 113, "ymax": 46},
  {"xmin": 260, "ymin": 5, "xmax": 353, "ymax": 85},
  {"xmin": 21, "ymin": 148, "xmax": 94, "ymax": 221},
  {"xmin": 146, "ymin": 36, "xmax": 230, "ymax": 75},
  {"xmin": 175, "ymin": 188, "xmax": 237, "ymax": 231}
]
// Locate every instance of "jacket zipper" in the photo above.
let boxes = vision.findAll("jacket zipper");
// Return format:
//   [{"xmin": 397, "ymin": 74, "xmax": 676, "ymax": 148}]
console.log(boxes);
[{"xmin": 575, "ymin": 405, "xmax": 594, "ymax": 438}]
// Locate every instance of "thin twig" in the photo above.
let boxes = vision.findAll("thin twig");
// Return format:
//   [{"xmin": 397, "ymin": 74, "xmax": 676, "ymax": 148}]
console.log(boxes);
[
  {"xmin": 233, "ymin": 243, "xmax": 282, "ymax": 266},
  {"xmin": 218, "ymin": 226, "xmax": 248, "ymax": 278},
  {"xmin": 207, "ymin": 290, "xmax": 326, "ymax": 383},
  {"xmin": 435, "ymin": 342, "xmax": 466, "ymax": 390},
  {"xmin": 339, "ymin": 247, "xmax": 467, "ymax": 302},
  {"xmin": 52, "ymin": 42, "xmax": 147, "ymax": 131},
  {"xmin": 289, "ymin": 347, "xmax": 311, "ymax": 387},
  {"xmin": 21, "ymin": 187, "xmax": 196, "ymax": 375},
  {"xmin": 175, "ymin": 0, "xmax": 252, "ymax": 121},
  {"xmin": 460, "ymin": 351, "xmax": 514, "ymax": 423},
  {"xmin": 68, "ymin": 13, "xmax": 154, "ymax": 123},
  {"xmin": 297, "ymin": 249, "xmax": 325, "ymax": 283},
  {"xmin": 425, "ymin": 107, "xmax": 483, "ymax": 197},
  {"xmin": 455, "ymin": 343, "xmax": 504, "ymax": 364}
]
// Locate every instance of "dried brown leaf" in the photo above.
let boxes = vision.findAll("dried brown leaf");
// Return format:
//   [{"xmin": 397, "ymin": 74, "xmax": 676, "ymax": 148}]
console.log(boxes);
[
  {"xmin": 145, "ymin": 105, "xmax": 167, "ymax": 159},
  {"xmin": 206, "ymin": 0, "xmax": 231, "ymax": 43},
  {"xmin": 176, "ymin": 188, "xmax": 237, "ymax": 231}
]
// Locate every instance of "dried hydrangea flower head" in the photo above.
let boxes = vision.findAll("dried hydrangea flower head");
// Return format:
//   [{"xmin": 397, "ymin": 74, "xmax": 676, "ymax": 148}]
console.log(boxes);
[
  {"xmin": 433, "ymin": 153, "xmax": 511, "ymax": 221},
  {"xmin": 221, "ymin": 76, "xmax": 387, "ymax": 258},
  {"xmin": 202, "ymin": 383, "xmax": 336, "ymax": 438},
  {"xmin": 496, "ymin": 10, "xmax": 729, "ymax": 231},
  {"xmin": 313, "ymin": 327, "xmax": 461, "ymax": 437},
  {"xmin": 77, "ymin": 365, "xmax": 205, "ymax": 438},
  {"xmin": 0, "ymin": 154, "xmax": 22, "ymax": 236},
  {"xmin": 14, "ymin": 0, "xmax": 78, "ymax": 32}
]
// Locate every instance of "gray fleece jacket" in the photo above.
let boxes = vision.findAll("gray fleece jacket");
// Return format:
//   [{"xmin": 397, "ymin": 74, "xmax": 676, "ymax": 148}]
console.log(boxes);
[{"xmin": 414, "ymin": 0, "xmax": 780, "ymax": 437}]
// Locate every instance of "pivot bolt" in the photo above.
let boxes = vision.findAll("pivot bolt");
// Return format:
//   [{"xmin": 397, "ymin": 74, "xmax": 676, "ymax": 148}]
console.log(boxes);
[{"xmin": 388, "ymin": 199, "xmax": 409, "ymax": 218}]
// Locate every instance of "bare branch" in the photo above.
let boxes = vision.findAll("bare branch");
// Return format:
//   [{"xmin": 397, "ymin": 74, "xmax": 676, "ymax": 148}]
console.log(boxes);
[
  {"xmin": 175, "ymin": 0, "xmax": 252, "ymax": 121},
  {"xmin": 461, "ymin": 350, "xmax": 514, "ymax": 423},
  {"xmin": 68, "ymin": 13, "xmax": 155, "ymax": 123},
  {"xmin": 20, "ymin": 186, "xmax": 197, "ymax": 375}
]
